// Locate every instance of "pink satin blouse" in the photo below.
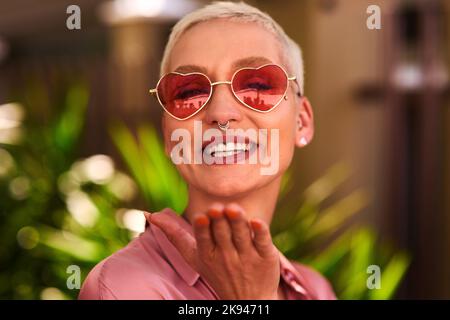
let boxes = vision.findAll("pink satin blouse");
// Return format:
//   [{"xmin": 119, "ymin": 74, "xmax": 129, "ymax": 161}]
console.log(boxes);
[{"xmin": 79, "ymin": 209, "xmax": 336, "ymax": 300}]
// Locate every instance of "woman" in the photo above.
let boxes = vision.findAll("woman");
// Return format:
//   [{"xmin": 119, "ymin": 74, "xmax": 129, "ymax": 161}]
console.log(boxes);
[{"xmin": 79, "ymin": 1, "xmax": 336, "ymax": 300}]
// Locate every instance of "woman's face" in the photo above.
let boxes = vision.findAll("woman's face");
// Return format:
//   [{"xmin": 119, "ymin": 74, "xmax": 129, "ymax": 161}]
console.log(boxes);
[{"xmin": 162, "ymin": 19, "xmax": 314, "ymax": 198}]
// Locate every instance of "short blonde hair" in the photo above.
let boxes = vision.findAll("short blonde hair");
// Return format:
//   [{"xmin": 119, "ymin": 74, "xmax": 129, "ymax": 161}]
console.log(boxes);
[{"xmin": 160, "ymin": 1, "xmax": 304, "ymax": 94}]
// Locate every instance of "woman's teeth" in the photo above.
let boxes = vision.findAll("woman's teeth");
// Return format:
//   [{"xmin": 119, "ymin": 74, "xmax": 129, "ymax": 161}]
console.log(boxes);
[{"xmin": 208, "ymin": 142, "xmax": 250, "ymax": 157}]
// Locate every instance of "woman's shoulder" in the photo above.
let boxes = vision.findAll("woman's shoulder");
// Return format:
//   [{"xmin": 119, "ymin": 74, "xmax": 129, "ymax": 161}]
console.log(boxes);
[
  {"xmin": 290, "ymin": 261, "xmax": 337, "ymax": 300},
  {"xmin": 78, "ymin": 228, "xmax": 165, "ymax": 300}
]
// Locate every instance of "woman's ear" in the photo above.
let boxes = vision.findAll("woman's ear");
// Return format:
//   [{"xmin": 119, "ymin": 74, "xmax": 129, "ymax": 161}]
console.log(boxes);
[{"xmin": 295, "ymin": 96, "xmax": 314, "ymax": 148}]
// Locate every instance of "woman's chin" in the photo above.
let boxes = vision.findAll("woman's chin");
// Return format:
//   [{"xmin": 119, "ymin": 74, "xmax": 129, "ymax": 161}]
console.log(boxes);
[
  {"xmin": 195, "ymin": 171, "xmax": 260, "ymax": 198},
  {"xmin": 202, "ymin": 181, "xmax": 251, "ymax": 198}
]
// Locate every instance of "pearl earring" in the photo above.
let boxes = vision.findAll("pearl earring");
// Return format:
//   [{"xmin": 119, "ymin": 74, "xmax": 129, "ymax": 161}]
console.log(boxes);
[{"xmin": 300, "ymin": 137, "xmax": 308, "ymax": 146}]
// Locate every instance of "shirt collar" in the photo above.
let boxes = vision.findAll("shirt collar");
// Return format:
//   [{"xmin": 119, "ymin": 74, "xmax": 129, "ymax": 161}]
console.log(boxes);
[
  {"xmin": 144, "ymin": 209, "xmax": 313, "ymax": 298},
  {"xmin": 278, "ymin": 251, "xmax": 315, "ymax": 299}
]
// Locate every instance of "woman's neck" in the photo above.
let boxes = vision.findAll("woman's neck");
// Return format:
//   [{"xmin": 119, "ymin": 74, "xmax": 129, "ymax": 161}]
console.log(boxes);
[{"xmin": 182, "ymin": 177, "xmax": 282, "ymax": 226}]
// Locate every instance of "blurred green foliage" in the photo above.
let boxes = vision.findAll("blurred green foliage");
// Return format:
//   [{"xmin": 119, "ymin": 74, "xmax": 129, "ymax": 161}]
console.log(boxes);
[
  {"xmin": 0, "ymin": 82, "xmax": 409, "ymax": 300},
  {"xmin": 109, "ymin": 123, "xmax": 188, "ymax": 213},
  {"xmin": 273, "ymin": 164, "xmax": 410, "ymax": 299},
  {"xmin": 0, "ymin": 81, "xmax": 133, "ymax": 299}
]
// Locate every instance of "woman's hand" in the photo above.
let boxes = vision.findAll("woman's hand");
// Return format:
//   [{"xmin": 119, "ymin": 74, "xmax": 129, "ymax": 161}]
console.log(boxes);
[{"xmin": 144, "ymin": 203, "xmax": 281, "ymax": 300}]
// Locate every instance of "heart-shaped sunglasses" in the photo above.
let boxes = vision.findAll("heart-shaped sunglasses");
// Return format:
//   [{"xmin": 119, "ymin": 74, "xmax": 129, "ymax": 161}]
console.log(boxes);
[{"xmin": 149, "ymin": 64, "xmax": 299, "ymax": 120}]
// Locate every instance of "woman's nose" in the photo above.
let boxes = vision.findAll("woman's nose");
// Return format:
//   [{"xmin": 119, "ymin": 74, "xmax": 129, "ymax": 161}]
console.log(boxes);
[{"xmin": 203, "ymin": 84, "xmax": 243, "ymax": 126}]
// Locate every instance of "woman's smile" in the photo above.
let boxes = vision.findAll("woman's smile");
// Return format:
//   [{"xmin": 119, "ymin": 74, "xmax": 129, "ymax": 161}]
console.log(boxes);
[{"xmin": 201, "ymin": 134, "xmax": 259, "ymax": 165}]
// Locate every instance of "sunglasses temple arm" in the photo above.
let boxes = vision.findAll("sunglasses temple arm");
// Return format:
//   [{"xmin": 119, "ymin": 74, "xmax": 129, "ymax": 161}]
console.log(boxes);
[
  {"xmin": 149, "ymin": 88, "xmax": 157, "ymax": 95},
  {"xmin": 288, "ymin": 75, "xmax": 303, "ymax": 97}
]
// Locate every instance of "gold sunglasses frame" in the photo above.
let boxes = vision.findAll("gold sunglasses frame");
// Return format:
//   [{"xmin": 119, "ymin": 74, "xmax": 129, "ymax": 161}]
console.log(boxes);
[{"xmin": 149, "ymin": 63, "xmax": 298, "ymax": 121}]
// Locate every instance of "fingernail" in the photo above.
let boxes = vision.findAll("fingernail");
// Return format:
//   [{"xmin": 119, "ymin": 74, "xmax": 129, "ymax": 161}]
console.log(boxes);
[
  {"xmin": 194, "ymin": 215, "xmax": 209, "ymax": 226},
  {"xmin": 208, "ymin": 208, "xmax": 223, "ymax": 219},
  {"xmin": 250, "ymin": 220, "xmax": 261, "ymax": 231},
  {"xmin": 143, "ymin": 211, "xmax": 152, "ymax": 222},
  {"xmin": 224, "ymin": 208, "xmax": 240, "ymax": 219}
]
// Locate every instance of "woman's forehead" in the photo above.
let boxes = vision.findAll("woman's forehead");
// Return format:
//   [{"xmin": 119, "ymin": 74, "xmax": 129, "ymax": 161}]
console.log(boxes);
[
  {"xmin": 172, "ymin": 56, "xmax": 275, "ymax": 75},
  {"xmin": 167, "ymin": 19, "xmax": 285, "ymax": 76}
]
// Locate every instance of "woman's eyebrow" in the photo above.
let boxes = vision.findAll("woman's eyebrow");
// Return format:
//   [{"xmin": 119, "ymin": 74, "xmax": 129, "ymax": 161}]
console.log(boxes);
[
  {"xmin": 231, "ymin": 56, "xmax": 274, "ymax": 69},
  {"xmin": 173, "ymin": 64, "xmax": 208, "ymax": 74},
  {"xmin": 172, "ymin": 56, "xmax": 273, "ymax": 75}
]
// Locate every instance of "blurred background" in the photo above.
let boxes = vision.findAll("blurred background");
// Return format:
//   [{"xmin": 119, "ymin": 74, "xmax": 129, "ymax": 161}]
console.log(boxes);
[{"xmin": 0, "ymin": 0, "xmax": 449, "ymax": 299}]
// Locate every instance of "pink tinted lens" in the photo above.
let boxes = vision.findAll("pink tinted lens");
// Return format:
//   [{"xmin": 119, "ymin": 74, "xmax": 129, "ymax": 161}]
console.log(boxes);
[
  {"xmin": 157, "ymin": 73, "xmax": 211, "ymax": 119},
  {"xmin": 232, "ymin": 65, "xmax": 288, "ymax": 111}
]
